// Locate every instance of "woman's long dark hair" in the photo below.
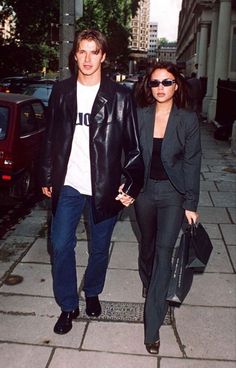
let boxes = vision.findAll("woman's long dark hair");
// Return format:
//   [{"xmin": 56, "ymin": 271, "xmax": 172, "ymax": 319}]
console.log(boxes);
[{"xmin": 134, "ymin": 61, "xmax": 190, "ymax": 109}]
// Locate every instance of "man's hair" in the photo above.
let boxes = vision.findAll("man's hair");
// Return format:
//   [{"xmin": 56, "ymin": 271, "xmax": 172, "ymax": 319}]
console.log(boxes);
[{"xmin": 72, "ymin": 29, "xmax": 108, "ymax": 56}]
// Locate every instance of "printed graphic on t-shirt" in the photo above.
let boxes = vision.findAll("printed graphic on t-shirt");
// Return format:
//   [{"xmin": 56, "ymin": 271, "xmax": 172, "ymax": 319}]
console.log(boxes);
[{"xmin": 64, "ymin": 82, "xmax": 100, "ymax": 195}]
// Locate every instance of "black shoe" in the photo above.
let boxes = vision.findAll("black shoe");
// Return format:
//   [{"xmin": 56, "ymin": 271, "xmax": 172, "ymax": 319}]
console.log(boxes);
[
  {"xmin": 85, "ymin": 296, "xmax": 101, "ymax": 317},
  {"xmin": 54, "ymin": 308, "xmax": 80, "ymax": 334},
  {"xmin": 142, "ymin": 286, "xmax": 148, "ymax": 298},
  {"xmin": 145, "ymin": 340, "xmax": 160, "ymax": 354}
]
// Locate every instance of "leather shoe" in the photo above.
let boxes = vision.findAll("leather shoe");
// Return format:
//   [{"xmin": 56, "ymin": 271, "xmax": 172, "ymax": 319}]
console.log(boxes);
[
  {"xmin": 54, "ymin": 307, "xmax": 80, "ymax": 334},
  {"xmin": 145, "ymin": 340, "xmax": 160, "ymax": 354},
  {"xmin": 142, "ymin": 286, "xmax": 147, "ymax": 298},
  {"xmin": 85, "ymin": 296, "xmax": 101, "ymax": 317}
]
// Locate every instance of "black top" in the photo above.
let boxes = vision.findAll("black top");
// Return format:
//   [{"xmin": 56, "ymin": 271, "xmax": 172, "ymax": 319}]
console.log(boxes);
[{"xmin": 150, "ymin": 138, "xmax": 169, "ymax": 180}]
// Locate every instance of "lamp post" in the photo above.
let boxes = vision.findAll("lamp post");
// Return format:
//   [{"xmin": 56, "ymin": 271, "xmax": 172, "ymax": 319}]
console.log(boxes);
[{"xmin": 59, "ymin": 0, "xmax": 83, "ymax": 80}]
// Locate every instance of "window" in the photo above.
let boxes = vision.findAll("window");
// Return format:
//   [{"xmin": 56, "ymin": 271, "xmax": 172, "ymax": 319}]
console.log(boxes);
[
  {"xmin": 230, "ymin": 27, "xmax": 236, "ymax": 72},
  {"xmin": 0, "ymin": 106, "xmax": 9, "ymax": 140},
  {"xmin": 20, "ymin": 104, "xmax": 38, "ymax": 136},
  {"xmin": 32, "ymin": 102, "xmax": 46, "ymax": 130}
]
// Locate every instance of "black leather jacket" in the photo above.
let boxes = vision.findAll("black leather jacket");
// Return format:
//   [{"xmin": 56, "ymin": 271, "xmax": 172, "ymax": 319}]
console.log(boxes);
[{"xmin": 40, "ymin": 75, "xmax": 144, "ymax": 223}]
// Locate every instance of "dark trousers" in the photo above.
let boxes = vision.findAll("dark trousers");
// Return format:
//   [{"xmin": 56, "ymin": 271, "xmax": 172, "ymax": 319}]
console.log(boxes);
[{"xmin": 134, "ymin": 179, "xmax": 184, "ymax": 343}]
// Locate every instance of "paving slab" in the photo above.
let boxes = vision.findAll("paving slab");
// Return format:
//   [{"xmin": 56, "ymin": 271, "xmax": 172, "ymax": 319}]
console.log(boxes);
[
  {"xmin": 210, "ymin": 192, "xmax": 236, "ymax": 208},
  {"xmin": 216, "ymin": 181, "xmax": 236, "ymax": 192},
  {"xmin": 111, "ymin": 220, "xmax": 139, "ymax": 242},
  {"xmin": 0, "ymin": 263, "xmax": 86, "ymax": 297},
  {"xmin": 203, "ymin": 171, "xmax": 236, "ymax": 182},
  {"xmin": 101, "ymin": 268, "xmax": 143, "ymax": 303},
  {"xmin": 228, "ymin": 207, "xmax": 236, "ymax": 223},
  {"xmin": 0, "ymin": 343, "xmax": 52, "ymax": 368},
  {"xmin": 227, "ymin": 245, "xmax": 236, "ymax": 271},
  {"xmin": 200, "ymin": 180, "xmax": 217, "ymax": 191},
  {"xmin": 197, "ymin": 207, "xmax": 231, "ymax": 223},
  {"xmin": 0, "ymin": 314, "xmax": 87, "ymax": 348},
  {"xmin": 49, "ymin": 349, "xmax": 157, "ymax": 368},
  {"xmin": 160, "ymin": 358, "xmax": 236, "ymax": 368},
  {"xmin": 184, "ymin": 272, "xmax": 236, "ymax": 306},
  {"xmin": 83, "ymin": 321, "xmax": 182, "ymax": 357},
  {"xmin": 21, "ymin": 237, "xmax": 51, "ymax": 264},
  {"xmin": 220, "ymin": 224, "xmax": 236, "ymax": 245},
  {"xmin": 175, "ymin": 306, "xmax": 236, "ymax": 360},
  {"xmin": 200, "ymin": 223, "xmax": 221, "ymax": 239},
  {"xmin": 198, "ymin": 191, "xmax": 213, "ymax": 206},
  {"xmin": 0, "ymin": 294, "xmax": 57, "ymax": 316},
  {"xmin": 203, "ymin": 239, "xmax": 234, "ymax": 273},
  {"xmin": 109, "ymin": 241, "xmax": 139, "ymax": 270}
]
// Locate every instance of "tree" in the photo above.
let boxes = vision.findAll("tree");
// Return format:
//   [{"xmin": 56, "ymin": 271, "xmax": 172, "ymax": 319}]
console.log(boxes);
[
  {"xmin": 0, "ymin": 0, "xmax": 139, "ymax": 75},
  {"xmin": 0, "ymin": 0, "xmax": 59, "ymax": 75}
]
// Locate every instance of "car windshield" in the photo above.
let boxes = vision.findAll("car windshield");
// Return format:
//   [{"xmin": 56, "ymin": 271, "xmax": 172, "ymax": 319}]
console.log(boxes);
[
  {"xmin": 0, "ymin": 106, "xmax": 9, "ymax": 140},
  {"xmin": 23, "ymin": 85, "xmax": 52, "ymax": 106}
]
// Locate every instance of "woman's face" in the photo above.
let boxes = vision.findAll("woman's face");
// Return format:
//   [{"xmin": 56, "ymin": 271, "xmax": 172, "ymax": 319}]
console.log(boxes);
[{"xmin": 149, "ymin": 68, "xmax": 178, "ymax": 104}]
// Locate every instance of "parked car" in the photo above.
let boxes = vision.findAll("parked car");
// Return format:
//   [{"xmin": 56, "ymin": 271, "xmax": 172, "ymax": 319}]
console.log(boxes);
[
  {"xmin": 23, "ymin": 80, "xmax": 55, "ymax": 107},
  {"xmin": 119, "ymin": 76, "xmax": 139, "ymax": 90},
  {"xmin": 0, "ymin": 93, "xmax": 46, "ymax": 198},
  {"xmin": 0, "ymin": 76, "xmax": 42, "ymax": 94}
]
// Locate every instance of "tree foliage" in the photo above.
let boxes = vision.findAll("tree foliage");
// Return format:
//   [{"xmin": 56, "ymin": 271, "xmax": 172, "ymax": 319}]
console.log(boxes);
[{"xmin": 0, "ymin": 0, "xmax": 139, "ymax": 76}]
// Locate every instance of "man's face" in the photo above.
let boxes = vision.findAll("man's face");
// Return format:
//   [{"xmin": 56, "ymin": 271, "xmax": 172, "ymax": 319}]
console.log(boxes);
[{"xmin": 75, "ymin": 39, "xmax": 106, "ymax": 78}]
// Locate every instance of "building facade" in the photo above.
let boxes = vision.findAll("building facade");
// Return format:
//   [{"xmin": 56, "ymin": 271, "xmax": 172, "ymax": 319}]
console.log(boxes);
[
  {"xmin": 130, "ymin": 0, "xmax": 150, "ymax": 53},
  {"xmin": 157, "ymin": 44, "xmax": 177, "ymax": 63},
  {"xmin": 148, "ymin": 22, "xmax": 158, "ymax": 58},
  {"xmin": 176, "ymin": 0, "xmax": 236, "ymax": 123}
]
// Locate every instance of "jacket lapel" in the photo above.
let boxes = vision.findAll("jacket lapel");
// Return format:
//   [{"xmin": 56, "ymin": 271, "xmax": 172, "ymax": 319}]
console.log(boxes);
[{"xmin": 64, "ymin": 77, "xmax": 77, "ymax": 125}]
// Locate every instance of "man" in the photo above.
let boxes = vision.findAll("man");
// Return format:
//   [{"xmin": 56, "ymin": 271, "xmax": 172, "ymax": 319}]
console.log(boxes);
[{"xmin": 40, "ymin": 29, "xmax": 144, "ymax": 334}]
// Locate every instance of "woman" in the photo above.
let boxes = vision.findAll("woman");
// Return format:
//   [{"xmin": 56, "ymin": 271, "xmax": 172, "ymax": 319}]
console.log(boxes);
[{"xmin": 134, "ymin": 61, "xmax": 201, "ymax": 354}]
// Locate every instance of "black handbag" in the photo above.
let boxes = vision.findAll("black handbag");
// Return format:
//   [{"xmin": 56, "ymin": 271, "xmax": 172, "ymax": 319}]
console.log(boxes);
[
  {"xmin": 186, "ymin": 222, "xmax": 213, "ymax": 271},
  {"xmin": 166, "ymin": 230, "xmax": 194, "ymax": 305}
]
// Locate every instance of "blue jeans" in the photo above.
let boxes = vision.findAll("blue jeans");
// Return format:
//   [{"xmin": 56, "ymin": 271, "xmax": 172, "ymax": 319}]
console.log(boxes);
[{"xmin": 51, "ymin": 185, "xmax": 117, "ymax": 311}]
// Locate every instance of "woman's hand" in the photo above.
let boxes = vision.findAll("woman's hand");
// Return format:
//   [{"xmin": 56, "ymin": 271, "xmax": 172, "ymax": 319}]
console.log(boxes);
[
  {"xmin": 185, "ymin": 209, "xmax": 199, "ymax": 224},
  {"xmin": 115, "ymin": 184, "xmax": 135, "ymax": 207},
  {"xmin": 42, "ymin": 186, "xmax": 52, "ymax": 198}
]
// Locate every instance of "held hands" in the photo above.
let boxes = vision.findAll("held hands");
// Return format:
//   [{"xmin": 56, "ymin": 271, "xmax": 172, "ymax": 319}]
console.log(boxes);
[
  {"xmin": 185, "ymin": 209, "xmax": 199, "ymax": 225},
  {"xmin": 42, "ymin": 187, "xmax": 52, "ymax": 198},
  {"xmin": 115, "ymin": 184, "xmax": 135, "ymax": 207}
]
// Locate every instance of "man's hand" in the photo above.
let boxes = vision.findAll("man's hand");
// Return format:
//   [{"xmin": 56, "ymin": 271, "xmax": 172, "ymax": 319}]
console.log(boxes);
[
  {"xmin": 42, "ymin": 187, "xmax": 52, "ymax": 198},
  {"xmin": 115, "ymin": 184, "xmax": 135, "ymax": 207}
]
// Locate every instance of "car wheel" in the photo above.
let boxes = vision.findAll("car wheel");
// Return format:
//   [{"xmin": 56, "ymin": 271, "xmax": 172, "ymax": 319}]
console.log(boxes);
[{"xmin": 10, "ymin": 170, "xmax": 33, "ymax": 199}]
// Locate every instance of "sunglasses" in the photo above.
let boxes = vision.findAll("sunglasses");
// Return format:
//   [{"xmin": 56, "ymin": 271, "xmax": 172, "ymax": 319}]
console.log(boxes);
[{"xmin": 148, "ymin": 79, "xmax": 176, "ymax": 88}]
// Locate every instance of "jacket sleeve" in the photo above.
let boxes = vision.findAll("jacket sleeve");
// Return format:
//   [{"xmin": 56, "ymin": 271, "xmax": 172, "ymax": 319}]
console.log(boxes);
[
  {"xmin": 183, "ymin": 112, "xmax": 202, "ymax": 211},
  {"xmin": 39, "ymin": 82, "xmax": 59, "ymax": 187},
  {"xmin": 121, "ymin": 94, "xmax": 144, "ymax": 198}
]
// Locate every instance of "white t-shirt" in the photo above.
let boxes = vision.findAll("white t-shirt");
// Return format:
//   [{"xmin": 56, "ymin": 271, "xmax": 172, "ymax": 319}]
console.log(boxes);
[{"xmin": 64, "ymin": 81, "xmax": 100, "ymax": 195}]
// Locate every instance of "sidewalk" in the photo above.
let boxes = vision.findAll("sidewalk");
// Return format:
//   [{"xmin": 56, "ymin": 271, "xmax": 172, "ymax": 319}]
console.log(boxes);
[{"xmin": 0, "ymin": 122, "xmax": 235, "ymax": 368}]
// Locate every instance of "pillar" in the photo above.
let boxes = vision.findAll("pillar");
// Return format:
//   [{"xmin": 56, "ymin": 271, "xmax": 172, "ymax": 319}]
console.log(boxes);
[
  {"xmin": 202, "ymin": 5, "xmax": 219, "ymax": 116},
  {"xmin": 197, "ymin": 22, "xmax": 209, "ymax": 78},
  {"xmin": 208, "ymin": 0, "xmax": 232, "ymax": 122}
]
